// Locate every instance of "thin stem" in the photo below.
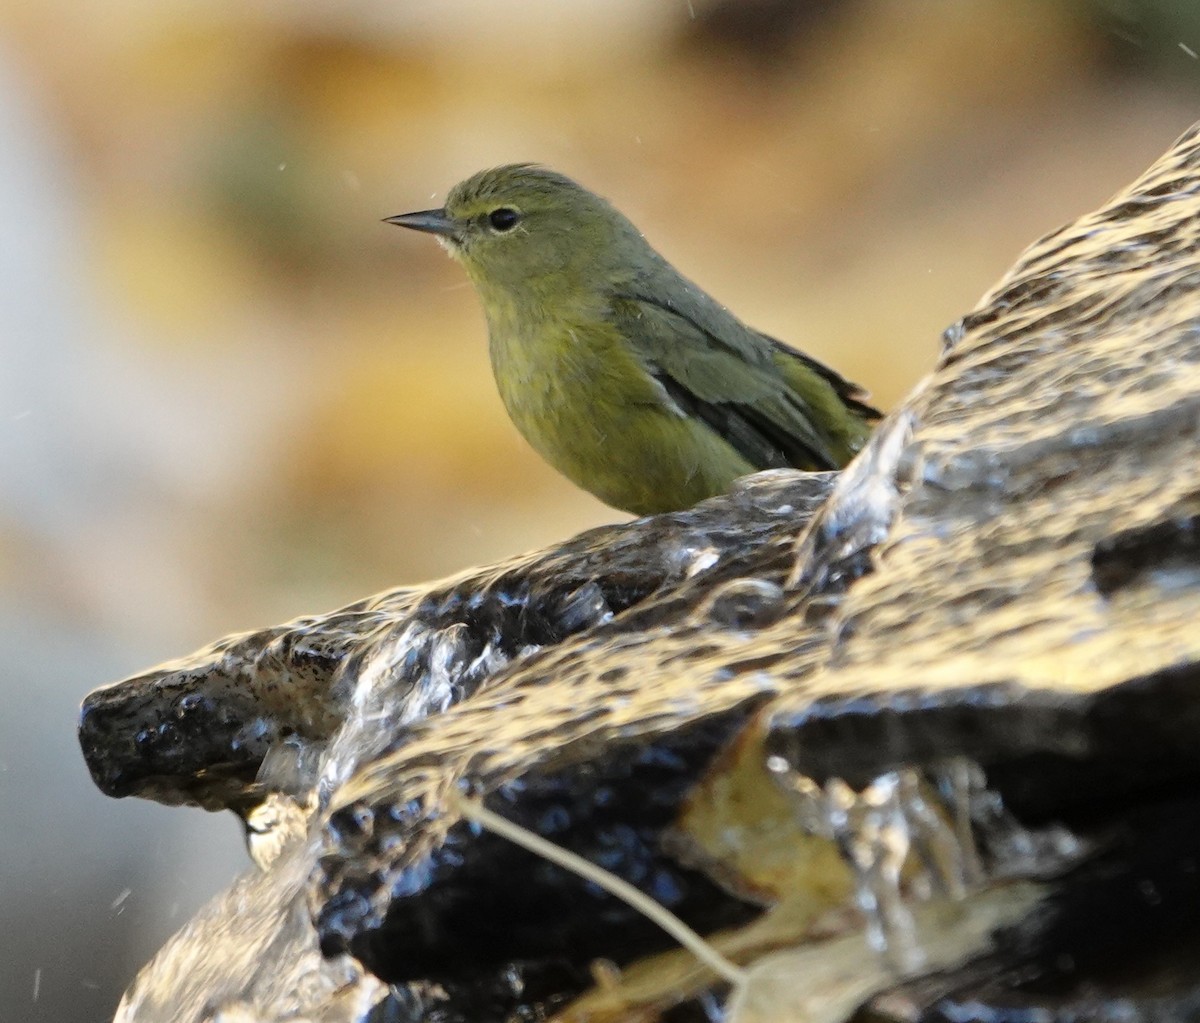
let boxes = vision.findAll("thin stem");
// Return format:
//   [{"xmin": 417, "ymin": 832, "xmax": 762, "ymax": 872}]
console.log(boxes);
[{"xmin": 447, "ymin": 790, "xmax": 748, "ymax": 987}]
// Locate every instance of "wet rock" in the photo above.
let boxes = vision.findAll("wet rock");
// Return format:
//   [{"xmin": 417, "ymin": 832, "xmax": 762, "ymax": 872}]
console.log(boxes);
[
  {"xmin": 80, "ymin": 469, "xmax": 833, "ymax": 813},
  {"xmin": 81, "ymin": 120, "xmax": 1200, "ymax": 1023},
  {"xmin": 82, "ymin": 470, "xmax": 834, "ymax": 1023}
]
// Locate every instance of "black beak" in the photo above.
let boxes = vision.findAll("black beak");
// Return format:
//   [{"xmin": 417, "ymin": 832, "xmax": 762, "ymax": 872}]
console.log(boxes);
[{"xmin": 383, "ymin": 208, "xmax": 458, "ymax": 239}]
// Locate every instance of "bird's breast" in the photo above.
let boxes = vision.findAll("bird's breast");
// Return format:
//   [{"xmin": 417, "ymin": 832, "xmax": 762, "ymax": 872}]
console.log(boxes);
[
  {"xmin": 488, "ymin": 315, "xmax": 637, "ymax": 450},
  {"xmin": 484, "ymin": 312, "xmax": 752, "ymax": 514}
]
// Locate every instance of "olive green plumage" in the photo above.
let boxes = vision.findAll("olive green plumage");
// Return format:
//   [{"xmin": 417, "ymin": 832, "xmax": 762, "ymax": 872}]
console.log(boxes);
[{"xmin": 387, "ymin": 164, "xmax": 880, "ymax": 515}]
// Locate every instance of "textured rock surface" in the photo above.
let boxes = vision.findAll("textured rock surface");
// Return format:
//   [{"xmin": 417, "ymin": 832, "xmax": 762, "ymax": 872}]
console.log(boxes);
[
  {"xmin": 81, "ymin": 120, "xmax": 1200, "ymax": 1023},
  {"xmin": 80, "ymin": 470, "xmax": 833, "ymax": 812},
  {"xmin": 83, "ymin": 470, "xmax": 838, "ymax": 1022}
]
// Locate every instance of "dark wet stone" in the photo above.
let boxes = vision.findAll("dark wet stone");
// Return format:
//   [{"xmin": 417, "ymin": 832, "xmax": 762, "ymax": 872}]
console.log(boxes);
[
  {"xmin": 327, "ymin": 709, "xmax": 764, "ymax": 984},
  {"xmin": 858, "ymin": 798, "xmax": 1200, "ymax": 1023}
]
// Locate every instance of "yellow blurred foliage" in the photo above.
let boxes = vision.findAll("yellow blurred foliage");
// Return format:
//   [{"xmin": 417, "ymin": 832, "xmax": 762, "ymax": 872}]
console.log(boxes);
[
  {"xmin": 92, "ymin": 198, "xmax": 266, "ymax": 339},
  {"xmin": 292, "ymin": 334, "xmax": 523, "ymax": 497},
  {"xmin": 1, "ymin": 0, "xmax": 1195, "ymax": 602}
]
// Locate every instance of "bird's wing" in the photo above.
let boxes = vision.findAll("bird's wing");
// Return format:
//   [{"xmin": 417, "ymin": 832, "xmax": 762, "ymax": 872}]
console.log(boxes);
[
  {"xmin": 760, "ymin": 334, "xmax": 882, "ymax": 422},
  {"xmin": 610, "ymin": 292, "xmax": 857, "ymax": 471}
]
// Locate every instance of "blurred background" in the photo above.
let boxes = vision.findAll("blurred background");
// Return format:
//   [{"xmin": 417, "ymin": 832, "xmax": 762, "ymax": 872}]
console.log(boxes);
[{"xmin": 1, "ymin": 1, "xmax": 1197, "ymax": 1018}]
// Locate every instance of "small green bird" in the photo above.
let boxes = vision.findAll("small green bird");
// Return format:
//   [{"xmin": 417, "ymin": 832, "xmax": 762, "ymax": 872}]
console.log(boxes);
[{"xmin": 387, "ymin": 165, "xmax": 880, "ymax": 515}]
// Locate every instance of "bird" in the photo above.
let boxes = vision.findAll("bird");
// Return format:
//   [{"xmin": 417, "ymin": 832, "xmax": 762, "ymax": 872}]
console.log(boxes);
[{"xmin": 386, "ymin": 164, "xmax": 880, "ymax": 516}]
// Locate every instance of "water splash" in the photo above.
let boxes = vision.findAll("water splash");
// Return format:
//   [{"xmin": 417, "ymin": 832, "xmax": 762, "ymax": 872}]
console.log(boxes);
[
  {"xmin": 958, "ymin": 761, "xmax": 1085, "ymax": 880},
  {"xmin": 768, "ymin": 756, "xmax": 1085, "ymax": 974},
  {"xmin": 775, "ymin": 770, "xmax": 925, "ymax": 972}
]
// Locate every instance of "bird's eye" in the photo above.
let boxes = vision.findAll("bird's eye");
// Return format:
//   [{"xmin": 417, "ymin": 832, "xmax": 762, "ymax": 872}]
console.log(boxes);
[{"xmin": 488, "ymin": 208, "xmax": 521, "ymax": 232}]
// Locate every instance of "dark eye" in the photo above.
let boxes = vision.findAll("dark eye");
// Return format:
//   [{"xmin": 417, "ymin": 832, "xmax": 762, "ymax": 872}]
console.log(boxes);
[{"xmin": 488, "ymin": 207, "xmax": 521, "ymax": 232}]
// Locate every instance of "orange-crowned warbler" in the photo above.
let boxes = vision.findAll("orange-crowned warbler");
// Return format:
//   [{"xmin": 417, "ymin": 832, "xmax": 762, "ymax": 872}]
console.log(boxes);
[{"xmin": 387, "ymin": 165, "xmax": 880, "ymax": 515}]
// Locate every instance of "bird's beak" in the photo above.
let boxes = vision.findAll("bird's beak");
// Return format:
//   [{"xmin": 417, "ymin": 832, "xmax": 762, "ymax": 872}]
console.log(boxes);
[{"xmin": 384, "ymin": 208, "xmax": 459, "ymax": 239}]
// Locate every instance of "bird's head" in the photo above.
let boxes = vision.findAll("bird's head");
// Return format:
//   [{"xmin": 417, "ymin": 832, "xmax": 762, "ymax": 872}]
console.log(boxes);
[{"xmin": 386, "ymin": 164, "xmax": 649, "ymax": 299}]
